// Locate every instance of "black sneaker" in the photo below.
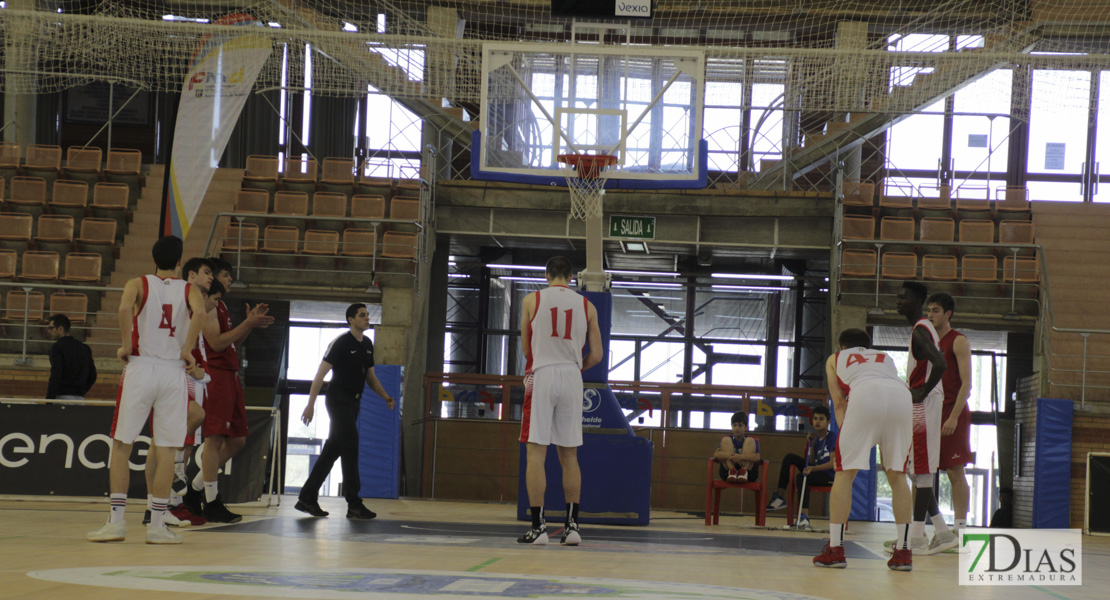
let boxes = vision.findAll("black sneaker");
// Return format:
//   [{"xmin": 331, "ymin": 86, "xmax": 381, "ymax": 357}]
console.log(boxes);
[
  {"xmin": 142, "ymin": 510, "xmax": 151, "ymax": 525},
  {"xmin": 517, "ymin": 525, "xmax": 549, "ymax": 545},
  {"xmin": 294, "ymin": 499, "xmax": 329, "ymax": 517},
  {"xmin": 346, "ymin": 504, "xmax": 377, "ymax": 520},
  {"xmin": 203, "ymin": 495, "xmax": 242, "ymax": 523},
  {"xmin": 182, "ymin": 485, "xmax": 205, "ymax": 517},
  {"xmin": 560, "ymin": 522, "xmax": 581, "ymax": 546}
]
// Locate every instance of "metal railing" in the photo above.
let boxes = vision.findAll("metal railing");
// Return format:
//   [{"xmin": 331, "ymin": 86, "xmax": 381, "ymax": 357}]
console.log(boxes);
[{"xmin": 0, "ymin": 281, "xmax": 121, "ymax": 363}]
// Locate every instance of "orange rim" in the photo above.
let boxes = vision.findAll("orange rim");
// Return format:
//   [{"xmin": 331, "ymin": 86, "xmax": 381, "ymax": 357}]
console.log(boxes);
[{"xmin": 557, "ymin": 154, "xmax": 618, "ymax": 179}]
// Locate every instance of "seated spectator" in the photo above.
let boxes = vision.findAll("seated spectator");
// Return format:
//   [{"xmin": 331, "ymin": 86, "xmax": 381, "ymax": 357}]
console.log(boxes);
[
  {"xmin": 990, "ymin": 487, "xmax": 1013, "ymax": 528},
  {"xmin": 766, "ymin": 405, "xmax": 837, "ymax": 529},
  {"xmin": 714, "ymin": 411, "xmax": 760, "ymax": 483}
]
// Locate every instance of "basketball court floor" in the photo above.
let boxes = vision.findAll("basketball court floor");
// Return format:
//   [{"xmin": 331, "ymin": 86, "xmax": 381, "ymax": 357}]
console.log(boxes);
[{"xmin": 2, "ymin": 496, "xmax": 1106, "ymax": 599}]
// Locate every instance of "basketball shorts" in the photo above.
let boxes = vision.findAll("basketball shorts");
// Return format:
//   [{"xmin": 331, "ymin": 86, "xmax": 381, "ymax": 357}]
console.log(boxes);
[
  {"xmin": 184, "ymin": 378, "xmax": 206, "ymax": 446},
  {"xmin": 112, "ymin": 357, "xmax": 188, "ymax": 447},
  {"xmin": 203, "ymin": 368, "xmax": 248, "ymax": 438},
  {"xmin": 906, "ymin": 388, "xmax": 944, "ymax": 476},
  {"xmin": 520, "ymin": 364, "xmax": 583, "ymax": 447},
  {"xmin": 835, "ymin": 379, "xmax": 913, "ymax": 472},
  {"xmin": 939, "ymin": 401, "xmax": 972, "ymax": 470}
]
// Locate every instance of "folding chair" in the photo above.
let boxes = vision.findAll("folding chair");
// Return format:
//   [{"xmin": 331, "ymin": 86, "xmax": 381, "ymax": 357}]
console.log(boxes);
[{"xmin": 63, "ymin": 252, "xmax": 103, "ymax": 284}]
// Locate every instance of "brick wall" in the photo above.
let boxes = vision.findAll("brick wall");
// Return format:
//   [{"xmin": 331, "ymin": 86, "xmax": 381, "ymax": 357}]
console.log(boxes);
[{"xmin": 1070, "ymin": 406, "xmax": 1110, "ymax": 529}]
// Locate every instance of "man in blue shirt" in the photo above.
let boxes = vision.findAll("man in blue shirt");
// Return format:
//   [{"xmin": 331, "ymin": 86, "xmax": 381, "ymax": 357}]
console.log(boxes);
[{"xmin": 766, "ymin": 405, "xmax": 837, "ymax": 529}]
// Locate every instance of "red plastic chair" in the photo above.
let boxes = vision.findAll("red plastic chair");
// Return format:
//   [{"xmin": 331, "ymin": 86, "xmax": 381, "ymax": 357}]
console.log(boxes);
[{"xmin": 704, "ymin": 456, "xmax": 770, "ymax": 527}]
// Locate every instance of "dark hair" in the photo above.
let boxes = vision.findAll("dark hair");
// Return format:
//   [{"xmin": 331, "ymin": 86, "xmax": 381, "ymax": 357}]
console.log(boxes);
[
  {"xmin": 182, "ymin": 257, "xmax": 214, "ymax": 282},
  {"xmin": 48, "ymin": 313, "xmax": 71, "ymax": 332},
  {"xmin": 901, "ymin": 280, "xmax": 928, "ymax": 302},
  {"xmin": 838, "ymin": 328, "xmax": 871, "ymax": 349},
  {"xmin": 346, "ymin": 303, "xmax": 367, "ymax": 323},
  {"xmin": 927, "ymin": 292, "xmax": 955, "ymax": 314},
  {"xmin": 207, "ymin": 279, "xmax": 226, "ymax": 298},
  {"xmin": 151, "ymin": 236, "xmax": 183, "ymax": 271},
  {"xmin": 545, "ymin": 256, "xmax": 573, "ymax": 281},
  {"xmin": 812, "ymin": 405, "xmax": 831, "ymax": 420},
  {"xmin": 209, "ymin": 257, "xmax": 232, "ymax": 277},
  {"xmin": 731, "ymin": 411, "xmax": 748, "ymax": 426}
]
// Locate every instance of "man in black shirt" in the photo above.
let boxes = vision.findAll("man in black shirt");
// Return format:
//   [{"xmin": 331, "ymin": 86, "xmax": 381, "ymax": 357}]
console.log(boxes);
[
  {"xmin": 45, "ymin": 314, "xmax": 97, "ymax": 400},
  {"xmin": 296, "ymin": 303, "xmax": 395, "ymax": 519}
]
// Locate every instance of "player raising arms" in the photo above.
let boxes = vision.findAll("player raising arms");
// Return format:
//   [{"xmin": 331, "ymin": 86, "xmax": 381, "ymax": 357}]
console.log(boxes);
[{"xmin": 87, "ymin": 236, "xmax": 205, "ymax": 545}]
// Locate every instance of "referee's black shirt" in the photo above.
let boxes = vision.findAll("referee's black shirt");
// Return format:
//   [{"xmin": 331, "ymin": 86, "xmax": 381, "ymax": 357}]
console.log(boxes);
[{"xmin": 324, "ymin": 331, "xmax": 375, "ymax": 401}]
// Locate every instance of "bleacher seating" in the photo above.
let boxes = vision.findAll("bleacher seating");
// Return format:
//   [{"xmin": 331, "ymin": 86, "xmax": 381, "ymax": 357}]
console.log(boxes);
[
  {"xmin": 958, "ymin": 219, "xmax": 995, "ymax": 244},
  {"xmin": 341, "ymin": 229, "xmax": 377, "ymax": 257},
  {"xmin": 880, "ymin": 251, "xmax": 917, "ymax": 279},
  {"xmin": 7, "ymin": 176, "xmax": 47, "ymax": 220},
  {"xmin": 996, "ymin": 186, "xmax": 1031, "ymax": 214},
  {"xmin": 273, "ymin": 191, "xmax": 309, "ymax": 216},
  {"xmin": 961, "ymin": 255, "xmax": 998, "ymax": 282},
  {"xmin": 922, "ymin": 255, "xmax": 958, "ymax": 281},
  {"xmin": 91, "ymin": 182, "xmax": 130, "ymax": 234},
  {"xmin": 842, "ymin": 248, "xmax": 877, "ymax": 277},
  {"xmin": 20, "ymin": 250, "xmax": 59, "ymax": 281},
  {"xmin": 351, "ymin": 194, "xmax": 386, "ymax": 219},
  {"xmin": 879, "ymin": 216, "xmax": 914, "ymax": 241},
  {"xmin": 842, "ymin": 179, "xmax": 874, "ymax": 207},
  {"xmin": 1003, "ymin": 255, "xmax": 1039, "ymax": 283},
  {"xmin": 389, "ymin": 196, "xmax": 420, "ymax": 233},
  {"xmin": 34, "ymin": 215, "xmax": 75, "ymax": 255},
  {"xmin": 282, "ymin": 157, "xmax": 318, "ymax": 194},
  {"xmin": 50, "ymin": 180, "xmax": 90, "ymax": 220},
  {"xmin": 0, "ymin": 249, "xmax": 15, "ymax": 279},
  {"xmin": 841, "ymin": 215, "xmax": 874, "ymax": 240},
  {"xmin": 76, "ymin": 217, "xmax": 118, "ymax": 274},
  {"xmin": 104, "ymin": 148, "xmax": 144, "ymax": 203},
  {"xmin": 919, "ymin": 217, "xmax": 955, "ymax": 242},
  {"xmin": 381, "ymin": 231, "xmax": 418, "ymax": 259},
  {"xmin": 917, "ymin": 186, "xmax": 951, "ymax": 213},
  {"xmin": 0, "ymin": 212, "xmax": 33, "ymax": 252},
  {"xmin": 358, "ymin": 171, "xmax": 393, "ymax": 201},
  {"xmin": 0, "ymin": 142, "xmax": 20, "ymax": 178},
  {"xmin": 262, "ymin": 225, "xmax": 300, "ymax": 253},
  {"xmin": 63, "ymin": 252, "xmax": 102, "ymax": 284},
  {"xmin": 3, "ymin": 289, "xmax": 44, "ymax": 322},
  {"xmin": 303, "ymin": 230, "xmax": 340, "ymax": 255},
  {"xmin": 242, "ymin": 155, "xmax": 279, "ymax": 199},
  {"xmin": 223, "ymin": 222, "xmax": 259, "ymax": 252},
  {"xmin": 49, "ymin": 292, "xmax": 88, "ymax": 324},
  {"xmin": 311, "ymin": 191, "xmax": 347, "ymax": 233},
  {"xmin": 64, "ymin": 146, "xmax": 103, "ymax": 187},
  {"xmin": 321, "ymin": 157, "xmax": 356, "ymax": 188}
]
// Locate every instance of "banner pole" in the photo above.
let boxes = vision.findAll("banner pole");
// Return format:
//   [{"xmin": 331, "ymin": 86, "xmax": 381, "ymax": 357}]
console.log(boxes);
[{"xmin": 159, "ymin": 91, "xmax": 181, "ymax": 237}]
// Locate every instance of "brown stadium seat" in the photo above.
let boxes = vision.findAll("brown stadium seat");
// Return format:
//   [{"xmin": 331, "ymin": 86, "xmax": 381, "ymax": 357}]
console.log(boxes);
[
  {"xmin": 7, "ymin": 177, "xmax": 47, "ymax": 216},
  {"xmin": 3, "ymin": 290, "xmax": 44, "ymax": 322},
  {"xmin": 389, "ymin": 196, "xmax": 420, "ymax": 221},
  {"xmin": 922, "ymin": 255, "xmax": 958, "ymax": 281},
  {"xmin": 20, "ymin": 250, "xmax": 60, "ymax": 281},
  {"xmin": 273, "ymin": 191, "xmax": 309, "ymax": 216},
  {"xmin": 841, "ymin": 249, "xmax": 877, "ymax": 277},
  {"xmin": 65, "ymin": 146, "xmax": 103, "ymax": 173},
  {"xmin": 50, "ymin": 180, "xmax": 90, "ymax": 213},
  {"xmin": 313, "ymin": 192, "xmax": 347, "ymax": 218},
  {"xmin": 262, "ymin": 225, "xmax": 300, "ymax": 253},
  {"xmin": 351, "ymin": 195, "xmax": 386, "ymax": 219},
  {"xmin": 50, "ymin": 292, "xmax": 88, "ymax": 324},
  {"xmin": 282, "ymin": 156, "xmax": 318, "ymax": 183},
  {"xmin": 303, "ymin": 230, "xmax": 340, "ymax": 255},
  {"xmin": 961, "ymin": 255, "xmax": 998, "ymax": 282},
  {"xmin": 917, "ymin": 185, "xmax": 952, "ymax": 211},
  {"xmin": 105, "ymin": 148, "xmax": 142, "ymax": 176},
  {"xmin": 35, "ymin": 215, "xmax": 75, "ymax": 244},
  {"xmin": 0, "ymin": 212, "xmax": 34, "ymax": 247},
  {"xmin": 63, "ymin": 252, "xmax": 103, "ymax": 284},
  {"xmin": 24, "ymin": 144, "xmax": 61, "ymax": 171},
  {"xmin": 341, "ymin": 229, "xmax": 377, "ymax": 257},
  {"xmin": 222, "ymin": 222, "xmax": 259, "ymax": 252},
  {"xmin": 244, "ymin": 155, "xmax": 279, "ymax": 182},
  {"xmin": 880, "ymin": 251, "xmax": 917, "ymax": 279},
  {"xmin": 879, "ymin": 216, "xmax": 915, "ymax": 241},
  {"xmin": 958, "ymin": 219, "xmax": 995, "ymax": 244},
  {"xmin": 999, "ymin": 220, "xmax": 1035, "ymax": 245},
  {"xmin": 0, "ymin": 142, "xmax": 20, "ymax": 170},
  {"xmin": 841, "ymin": 215, "xmax": 874, "ymax": 240},
  {"xmin": 234, "ymin": 188, "xmax": 270, "ymax": 214},
  {"xmin": 919, "ymin": 217, "xmax": 955, "ymax": 242},
  {"xmin": 0, "ymin": 249, "xmax": 16, "ymax": 279},
  {"xmin": 879, "ymin": 193, "xmax": 913, "ymax": 210},
  {"xmin": 76, "ymin": 217, "xmax": 117, "ymax": 246},
  {"xmin": 92, "ymin": 182, "xmax": 129, "ymax": 210},
  {"xmin": 996, "ymin": 186, "xmax": 1030, "ymax": 213},
  {"xmin": 381, "ymin": 231, "xmax": 418, "ymax": 259},
  {"xmin": 321, "ymin": 157, "xmax": 356, "ymax": 185},
  {"xmin": 1003, "ymin": 255, "xmax": 1039, "ymax": 283},
  {"xmin": 955, "ymin": 190, "xmax": 991, "ymax": 213}
]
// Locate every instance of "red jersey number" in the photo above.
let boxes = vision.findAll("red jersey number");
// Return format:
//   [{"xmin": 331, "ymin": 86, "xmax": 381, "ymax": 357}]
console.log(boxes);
[
  {"xmin": 159, "ymin": 304, "xmax": 176, "ymax": 337},
  {"xmin": 549, "ymin": 307, "xmax": 573, "ymax": 340},
  {"xmin": 846, "ymin": 352, "xmax": 885, "ymax": 367}
]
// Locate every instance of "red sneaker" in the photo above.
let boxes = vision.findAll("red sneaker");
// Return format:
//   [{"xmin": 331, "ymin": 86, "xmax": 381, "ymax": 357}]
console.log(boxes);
[
  {"xmin": 732, "ymin": 467, "xmax": 748, "ymax": 482},
  {"xmin": 170, "ymin": 503, "xmax": 206, "ymax": 526},
  {"xmin": 887, "ymin": 548, "xmax": 913, "ymax": 571},
  {"xmin": 727, "ymin": 468, "xmax": 740, "ymax": 482},
  {"xmin": 813, "ymin": 542, "xmax": 847, "ymax": 568}
]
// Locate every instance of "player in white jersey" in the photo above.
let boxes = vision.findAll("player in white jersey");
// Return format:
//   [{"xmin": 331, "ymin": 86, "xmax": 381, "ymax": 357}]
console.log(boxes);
[
  {"xmin": 517, "ymin": 256, "xmax": 602, "ymax": 546},
  {"xmin": 813, "ymin": 329, "xmax": 915, "ymax": 571},
  {"xmin": 894, "ymin": 281, "xmax": 950, "ymax": 555},
  {"xmin": 88, "ymin": 236, "xmax": 206, "ymax": 545}
]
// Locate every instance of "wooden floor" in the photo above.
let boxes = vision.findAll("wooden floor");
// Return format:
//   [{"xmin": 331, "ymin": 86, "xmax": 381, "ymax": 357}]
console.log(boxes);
[{"xmin": 2, "ymin": 495, "xmax": 1105, "ymax": 599}]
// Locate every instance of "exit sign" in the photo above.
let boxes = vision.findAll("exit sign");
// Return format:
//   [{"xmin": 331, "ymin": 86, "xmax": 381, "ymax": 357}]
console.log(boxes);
[{"xmin": 609, "ymin": 215, "xmax": 656, "ymax": 240}]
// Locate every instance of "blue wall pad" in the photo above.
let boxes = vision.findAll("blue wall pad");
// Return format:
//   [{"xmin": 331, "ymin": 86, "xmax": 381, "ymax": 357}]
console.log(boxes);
[
  {"xmin": 358, "ymin": 365, "xmax": 403, "ymax": 499},
  {"xmin": 517, "ymin": 291, "xmax": 653, "ymax": 525},
  {"xmin": 1032, "ymin": 397, "xmax": 1073, "ymax": 528}
]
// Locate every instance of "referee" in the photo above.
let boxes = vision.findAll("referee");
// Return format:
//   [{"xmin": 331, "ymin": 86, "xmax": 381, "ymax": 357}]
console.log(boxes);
[{"xmin": 296, "ymin": 303, "xmax": 395, "ymax": 519}]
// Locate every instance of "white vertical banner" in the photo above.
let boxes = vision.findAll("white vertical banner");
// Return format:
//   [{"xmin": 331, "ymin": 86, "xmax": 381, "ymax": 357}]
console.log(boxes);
[{"xmin": 165, "ymin": 15, "xmax": 271, "ymax": 239}]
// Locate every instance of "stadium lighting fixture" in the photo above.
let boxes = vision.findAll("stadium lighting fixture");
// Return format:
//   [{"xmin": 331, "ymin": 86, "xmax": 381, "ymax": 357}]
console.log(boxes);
[{"xmin": 710, "ymin": 273, "xmax": 794, "ymax": 281}]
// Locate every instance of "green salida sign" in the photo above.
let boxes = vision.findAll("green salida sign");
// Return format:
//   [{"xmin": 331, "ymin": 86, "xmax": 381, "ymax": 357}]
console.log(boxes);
[{"xmin": 608, "ymin": 215, "xmax": 656, "ymax": 240}]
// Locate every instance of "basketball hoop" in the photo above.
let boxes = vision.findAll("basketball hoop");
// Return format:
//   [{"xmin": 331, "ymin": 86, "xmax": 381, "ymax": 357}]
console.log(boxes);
[{"xmin": 558, "ymin": 153, "xmax": 618, "ymax": 220}]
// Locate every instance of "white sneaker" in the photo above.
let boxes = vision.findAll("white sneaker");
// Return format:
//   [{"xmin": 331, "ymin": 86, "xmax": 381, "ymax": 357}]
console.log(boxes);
[
  {"xmin": 925, "ymin": 529, "xmax": 959, "ymax": 555},
  {"xmin": 797, "ymin": 515, "xmax": 812, "ymax": 530},
  {"xmin": 145, "ymin": 525, "xmax": 183, "ymax": 545},
  {"xmin": 164, "ymin": 511, "xmax": 188, "ymax": 527},
  {"xmin": 87, "ymin": 520, "xmax": 126, "ymax": 542},
  {"xmin": 884, "ymin": 535, "xmax": 928, "ymax": 554}
]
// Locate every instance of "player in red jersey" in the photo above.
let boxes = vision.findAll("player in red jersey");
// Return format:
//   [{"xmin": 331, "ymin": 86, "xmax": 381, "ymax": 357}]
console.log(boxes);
[
  {"xmin": 88, "ymin": 236, "xmax": 205, "ymax": 545},
  {"xmin": 517, "ymin": 256, "xmax": 602, "ymax": 546},
  {"xmin": 814, "ymin": 328, "xmax": 915, "ymax": 570},
  {"xmin": 927, "ymin": 292, "xmax": 973, "ymax": 539},
  {"xmin": 183, "ymin": 257, "xmax": 273, "ymax": 523}
]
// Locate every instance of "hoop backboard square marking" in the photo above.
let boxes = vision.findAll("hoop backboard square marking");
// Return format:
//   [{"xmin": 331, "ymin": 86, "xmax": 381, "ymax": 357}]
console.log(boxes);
[{"xmin": 478, "ymin": 42, "xmax": 705, "ymax": 186}]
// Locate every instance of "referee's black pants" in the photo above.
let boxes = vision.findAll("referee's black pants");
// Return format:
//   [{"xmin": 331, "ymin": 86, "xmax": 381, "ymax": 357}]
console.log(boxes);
[{"xmin": 300, "ymin": 393, "xmax": 362, "ymax": 505}]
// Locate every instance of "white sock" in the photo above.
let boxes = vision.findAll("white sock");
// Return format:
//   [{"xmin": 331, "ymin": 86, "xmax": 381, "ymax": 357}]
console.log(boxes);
[
  {"xmin": 910, "ymin": 520, "xmax": 925, "ymax": 540},
  {"xmin": 830, "ymin": 523, "xmax": 845, "ymax": 547},
  {"xmin": 931, "ymin": 512, "xmax": 950, "ymax": 533},
  {"xmin": 109, "ymin": 493, "xmax": 127, "ymax": 524},
  {"xmin": 146, "ymin": 494, "xmax": 154, "ymax": 511},
  {"xmin": 204, "ymin": 481, "xmax": 218, "ymax": 503},
  {"xmin": 191, "ymin": 472, "xmax": 204, "ymax": 492},
  {"xmin": 150, "ymin": 497, "xmax": 169, "ymax": 529},
  {"xmin": 896, "ymin": 523, "xmax": 910, "ymax": 550},
  {"xmin": 954, "ymin": 518, "xmax": 966, "ymax": 531},
  {"xmin": 169, "ymin": 489, "xmax": 182, "ymax": 506}
]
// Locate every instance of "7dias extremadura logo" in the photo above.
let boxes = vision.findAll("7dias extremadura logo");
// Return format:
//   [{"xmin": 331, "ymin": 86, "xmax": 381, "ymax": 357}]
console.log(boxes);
[{"xmin": 960, "ymin": 529, "xmax": 1082, "ymax": 586}]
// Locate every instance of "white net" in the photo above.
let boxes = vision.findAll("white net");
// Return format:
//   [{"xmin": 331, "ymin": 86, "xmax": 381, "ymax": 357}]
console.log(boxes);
[
  {"xmin": 560, "ymin": 155, "xmax": 616, "ymax": 220},
  {"xmin": 3, "ymin": 1, "xmax": 1110, "ymax": 191}
]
